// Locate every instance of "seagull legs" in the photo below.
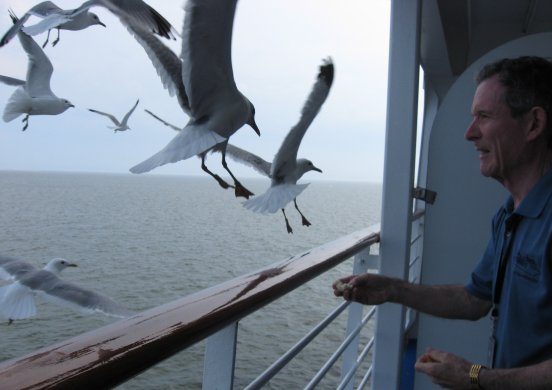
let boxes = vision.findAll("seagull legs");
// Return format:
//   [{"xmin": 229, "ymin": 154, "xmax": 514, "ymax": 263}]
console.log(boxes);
[
  {"xmin": 201, "ymin": 154, "xmax": 233, "ymax": 190},
  {"xmin": 281, "ymin": 209, "xmax": 293, "ymax": 234},
  {"xmin": 294, "ymin": 199, "xmax": 312, "ymax": 227},
  {"xmin": 221, "ymin": 151, "xmax": 254, "ymax": 199},
  {"xmin": 42, "ymin": 29, "xmax": 52, "ymax": 48},
  {"xmin": 22, "ymin": 114, "xmax": 29, "ymax": 131},
  {"xmin": 52, "ymin": 28, "xmax": 61, "ymax": 47}
]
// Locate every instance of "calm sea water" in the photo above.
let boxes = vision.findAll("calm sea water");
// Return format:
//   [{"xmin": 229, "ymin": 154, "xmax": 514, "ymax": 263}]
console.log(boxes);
[{"xmin": 0, "ymin": 171, "xmax": 381, "ymax": 389}]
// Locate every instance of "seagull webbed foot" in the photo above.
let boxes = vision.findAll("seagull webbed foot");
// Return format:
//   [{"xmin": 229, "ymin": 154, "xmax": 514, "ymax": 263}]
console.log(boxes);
[
  {"xmin": 213, "ymin": 174, "xmax": 233, "ymax": 189},
  {"xmin": 234, "ymin": 181, "xmax": 254, "ymax": 199},
  {"xmin": 301, "ymin": 216, "xmax": 312, "ymax": 227}
]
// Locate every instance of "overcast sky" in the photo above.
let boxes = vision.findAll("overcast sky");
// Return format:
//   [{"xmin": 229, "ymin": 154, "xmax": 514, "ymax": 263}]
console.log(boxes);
[{"xmin": 0, "ymin": 0, "xmax": 390, "ymax": 183}]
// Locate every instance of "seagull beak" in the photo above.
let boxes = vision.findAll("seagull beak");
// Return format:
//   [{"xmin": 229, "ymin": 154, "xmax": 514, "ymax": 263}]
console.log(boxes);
[
  {"xmin": 99, "ymin": 22, "xmax": 107, "ymax": 28},
  {"xmin": 313, "ymin": 166, "xmax": 323, "ymax": 173},
  {"xmin": 248, "ymin": 118, "xmax": 261, "ymax": 136},
  {"xmin": 68, "ymin": 263, "xmax": 78, "ymax": 267}
]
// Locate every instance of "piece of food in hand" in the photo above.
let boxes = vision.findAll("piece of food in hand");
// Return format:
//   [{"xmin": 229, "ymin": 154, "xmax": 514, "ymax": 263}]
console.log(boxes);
[{"xmin": 335, "ymin": 280, "xmax": 353, "ymax": 292}]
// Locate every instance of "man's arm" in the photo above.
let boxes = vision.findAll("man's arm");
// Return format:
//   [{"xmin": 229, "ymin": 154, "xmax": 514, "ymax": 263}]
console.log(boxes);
[{"xmin": 333, "ymin": 273, "xmax": 491, "ymax": 320}]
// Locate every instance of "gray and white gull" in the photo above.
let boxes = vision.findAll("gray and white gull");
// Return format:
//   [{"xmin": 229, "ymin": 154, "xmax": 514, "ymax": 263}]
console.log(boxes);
[
  {"xmin": 0, "ymin": 16, "xmax": 74, "ymax": 131},
  {"xmin": 0, "ymin": 0, "xmax": 177, "ymax": 48},
  {"xmin": 128, "ymin": 0, "xmax": 261, "ymax": 199},
  {"xmin": 211, "ymin": 58, "xmax": 334, "ymax": 233},
  {"xmin": 89, "ymin": 98, "xmax": 140, "ymax": 132},
  {"xmin": 0, "ymin": 255, "xmax": 132, "ymax": 322}
]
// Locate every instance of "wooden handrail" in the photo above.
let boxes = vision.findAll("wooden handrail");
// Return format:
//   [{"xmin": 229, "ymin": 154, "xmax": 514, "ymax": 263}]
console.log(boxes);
[{"xmin": 0, "ymin": 226, "xmax": 379, "ymax": 389}]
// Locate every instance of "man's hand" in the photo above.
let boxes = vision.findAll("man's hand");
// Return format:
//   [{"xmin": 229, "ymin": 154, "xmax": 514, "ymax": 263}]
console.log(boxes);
[{"xmin": 415, "ymin": 347, "xmax": 475, "ymax": 389}]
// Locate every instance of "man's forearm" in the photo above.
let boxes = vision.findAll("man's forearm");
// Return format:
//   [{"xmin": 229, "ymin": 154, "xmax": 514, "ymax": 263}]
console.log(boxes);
[{"xmin": 390, "ymin": 281, "xmax": 491, "ymax": 320}]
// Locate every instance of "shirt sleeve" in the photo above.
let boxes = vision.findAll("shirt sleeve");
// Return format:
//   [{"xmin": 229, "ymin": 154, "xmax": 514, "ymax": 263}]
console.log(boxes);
[{"xmin": 465, "ymin": 235, "xmax": 496, "ymax": 301}]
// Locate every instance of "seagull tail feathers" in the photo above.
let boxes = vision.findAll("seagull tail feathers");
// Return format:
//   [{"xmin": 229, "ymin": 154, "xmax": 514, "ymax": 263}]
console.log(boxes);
[
  {"xmin": 0, "ymin": 284, "xmax": 37, "ymax": 320},
  {"xmin": 243, "ymin": 183, "xmax": 310, "ymax": 214},
  {"xmin": 130, "ymin": 124, "xmax": 226, "ymax": 174},
  {"xmin": 3, "ymin": 88, "xmax": 28, "ymax": 122}
]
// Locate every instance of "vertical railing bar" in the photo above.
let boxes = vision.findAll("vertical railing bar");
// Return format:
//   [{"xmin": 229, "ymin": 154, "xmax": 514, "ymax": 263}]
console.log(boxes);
[
  {"xmin": 337, "ymin": 336, "xmax": 375, "ymax": 390},
  {"xmin": 243, "ymin": 300, "xmax": 351, "ymax": 390},
  {"xmin": 304, "ymin": 306, "xmax": 376, "ymax": 390}
]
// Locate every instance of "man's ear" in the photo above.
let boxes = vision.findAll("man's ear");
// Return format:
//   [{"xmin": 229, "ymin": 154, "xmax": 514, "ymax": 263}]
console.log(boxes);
[{"xmin": 526, "ymin": 106, "xmax": 547, "ymax": 141}]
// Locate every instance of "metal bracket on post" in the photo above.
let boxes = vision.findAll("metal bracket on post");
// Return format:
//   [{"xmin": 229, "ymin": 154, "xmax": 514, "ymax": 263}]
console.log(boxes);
[{"xmin": 413, "ymin": 186, "xmax": 437, "ymax": 204}]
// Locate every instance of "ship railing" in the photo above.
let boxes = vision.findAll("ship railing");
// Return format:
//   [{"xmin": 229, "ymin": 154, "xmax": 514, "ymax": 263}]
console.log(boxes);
[{"xmin": 0, "ymin": 211, "xmax": 425, "ymax": 389}]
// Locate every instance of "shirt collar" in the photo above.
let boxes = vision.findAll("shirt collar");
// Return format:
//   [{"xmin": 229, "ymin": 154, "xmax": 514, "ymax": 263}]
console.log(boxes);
[{"xmin": 504, "ymin": 168, "xmax": 552, "ymax": 219}]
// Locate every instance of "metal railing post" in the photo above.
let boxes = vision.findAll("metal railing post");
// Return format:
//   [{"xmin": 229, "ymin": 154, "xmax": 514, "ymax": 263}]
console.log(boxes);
[{"xmin": 203, "ymin": 322, "xmax": 238, "ymax": 390}]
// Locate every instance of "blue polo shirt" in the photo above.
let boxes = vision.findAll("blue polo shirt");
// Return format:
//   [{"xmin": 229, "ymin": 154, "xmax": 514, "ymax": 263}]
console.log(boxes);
[{"xmin": 465, "ymin": 168, "xmax": 552, "ymax": 368}]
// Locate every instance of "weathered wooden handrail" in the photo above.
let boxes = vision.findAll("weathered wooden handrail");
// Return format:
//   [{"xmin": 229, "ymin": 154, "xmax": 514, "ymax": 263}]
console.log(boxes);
[{"xmin": 0, "ymin": 226, "xmax": 379, "ymax": 389}]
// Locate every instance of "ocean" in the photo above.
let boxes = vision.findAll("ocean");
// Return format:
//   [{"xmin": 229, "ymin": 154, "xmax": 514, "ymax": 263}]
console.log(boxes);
[{"xmin": 0, "ymin": 171, "xmax": 382, "ymax": 389}]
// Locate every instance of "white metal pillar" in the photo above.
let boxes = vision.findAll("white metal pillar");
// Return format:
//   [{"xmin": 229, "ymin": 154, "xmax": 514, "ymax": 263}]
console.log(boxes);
[
  {"xmin": 203, "ymin": 322, "xmax": 238, "ymax": 389},
  {"xmin": 371, "ymin": 0, "xmax": 421, "ymax": 389}
]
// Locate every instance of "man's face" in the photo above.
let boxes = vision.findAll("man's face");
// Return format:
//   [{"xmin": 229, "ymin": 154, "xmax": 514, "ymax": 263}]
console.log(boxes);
[{"xmin": 465, "ymin": 75, "xmax": 529, "ymax": 183}]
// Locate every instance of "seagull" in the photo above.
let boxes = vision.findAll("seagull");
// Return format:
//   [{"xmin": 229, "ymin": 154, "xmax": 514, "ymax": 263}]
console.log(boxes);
[
  {"xmin": 89, "ymin": 99, "xmax": 139, "ymax": 132},
  {"xmin": 0, "ymin": 16, "xmax": 74, "ymax": 131},
  {"xmin": 0, "ymin": 255, "xmax": 133, "ymax": 323},
  {"xmin": 128, "ymin": 0, "xmax": 261, "ymax": 199},
  {"xmin": 0, "ymin": 0, "xmax": 177, "ymax": 48},
  {"xmin": 211, "ymin": 58, "xmax": 334, "ymax": 233}
]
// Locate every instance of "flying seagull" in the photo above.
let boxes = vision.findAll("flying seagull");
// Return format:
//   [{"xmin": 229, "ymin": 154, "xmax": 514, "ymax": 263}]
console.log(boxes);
[
  {"xmin": 0, "ymin": 0, "xmax": 177, "ymax": 48},
  {"xmin": 0, "ymin": 16, "xmax": 74, "ymax": 131},
  {"xmin": 128, "ymin": 0, "xmax": 261, "ymax": 199},
  {"xmin": 0, "ymin": 255, "xmax": 133, "ymax": 322},
  {"xmin": 89, "ymin": 99, "xmax": 140, "ymax": 132},
  {"xmin": 212, "ymin": 58, "xmax": 334, "ymax": 233}
]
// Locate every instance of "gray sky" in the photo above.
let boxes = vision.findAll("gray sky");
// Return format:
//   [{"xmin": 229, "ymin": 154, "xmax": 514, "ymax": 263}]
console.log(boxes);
[{"xmin": 0, "ymin": 0, "xmax": 390, "ymax": 183}]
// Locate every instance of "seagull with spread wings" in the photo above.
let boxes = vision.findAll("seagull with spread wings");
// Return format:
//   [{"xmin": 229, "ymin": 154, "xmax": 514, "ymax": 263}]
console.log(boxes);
[
  {"xmin": 128, "ymin": 0, "xmax": 261, "ymax": 199},
  {"xmin": 0, "ymin": 255, "xmax": 132, "ymax": 323},
  {"xmin": 0, "ymin": 16, "xmax": 74, "ymax": 131},
  {"xmin": 89, "ymin": 99, "xmax": 139, "ymax": 132},
  {"xmin": 212, "ymin": 58, "xmax": 334, "ymax": 233},
  {"xmin": 0, "ymin": 0, "xmax": 176, "ymax": 48}
]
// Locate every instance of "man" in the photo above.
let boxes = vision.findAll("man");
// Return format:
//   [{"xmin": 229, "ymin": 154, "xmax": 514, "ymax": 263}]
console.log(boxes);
[{"xmin": 333, "ymin": 56, "xmax": 552, "ymax": 389}]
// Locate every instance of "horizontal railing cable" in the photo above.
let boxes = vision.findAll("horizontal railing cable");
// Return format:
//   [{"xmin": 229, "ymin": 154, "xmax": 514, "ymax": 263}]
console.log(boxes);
[
  {"xmin": 244, "ymin": 300, "xmax": 351, "ymax": 390},
  {"xmin": 337, "ymin": 335, "xmax": 375, "ymax": 390},
  {"xmin": 304, "ymin": 306, "xmax": 376, "ymax": 389}
]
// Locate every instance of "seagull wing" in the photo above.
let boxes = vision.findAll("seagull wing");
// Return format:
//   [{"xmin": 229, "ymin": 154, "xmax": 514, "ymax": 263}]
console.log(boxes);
[
  {"xmin": 181, "ymin": 0, "xmax": 238, "ymax": 116},
  {"xmin": 0, "ymin": 255, "xmax": 36, "ymax": 281},
  {"xmin": 25, "ymin": 270, "xmax": 133, "ymax": 318},
  {"xmin": 71, "ymin": 0, "xmax": 177, "ymax": 40},
  {"xmin": 271, "ymin": 58, "xmax": 334, "ymax": 178},
  {"xmin": 88, "ymin": 109, "xmax": 121, "ymax": 126},
  {"xmin": 121, "ymin": 99, "xmax": 139, "ymax": 125},
  {"xmin": 144, "ymin": 109, "xmax": 182, "ymax": 131},
  {"xmin": 0, "ymin": 75, "xmax": 25, "ymax": 87},
  {"xmin": 17, "ymin": 28, "xmax": 54, "ymax": 97},
  {"xmin": 126, "ymin": 24, "xmax": 189, "ymax": 113},
  {"xmin": 214, "ymin": 143, "xmax": 272, "ymax": 178},
  {"xmin": 21, "ymin": 13, "xmax": 73, "ymax": 36}
]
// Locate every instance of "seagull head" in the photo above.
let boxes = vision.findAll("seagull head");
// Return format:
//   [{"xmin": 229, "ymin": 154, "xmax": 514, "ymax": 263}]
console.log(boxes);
[
  {"xmin": 297, "ymin": 159, "xmax": 322, "ymax": 176},
  {"xmin": 88, "ymin": 12, "xmax": 107, "ymax": 28},
  {"xmin": 44, "ymin": 258, "xmax": 78, "ymax": 274},
  {"xmin": 247, "ymin": 101, "xmax": 261, "ymax": 136}
]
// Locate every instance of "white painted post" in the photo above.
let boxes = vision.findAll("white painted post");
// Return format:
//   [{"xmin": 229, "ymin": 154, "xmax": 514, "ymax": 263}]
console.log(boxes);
[
  {"xmin": 371, "ymin": 0, "xmax": 421, "ymax": 389},
  {"xmin": 340, "ymin": 248, "xmax": 378, "ymax": 389},
  {"xmin": 203, "ymin": 322, "xmax": 238, "ymax": 390}
]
